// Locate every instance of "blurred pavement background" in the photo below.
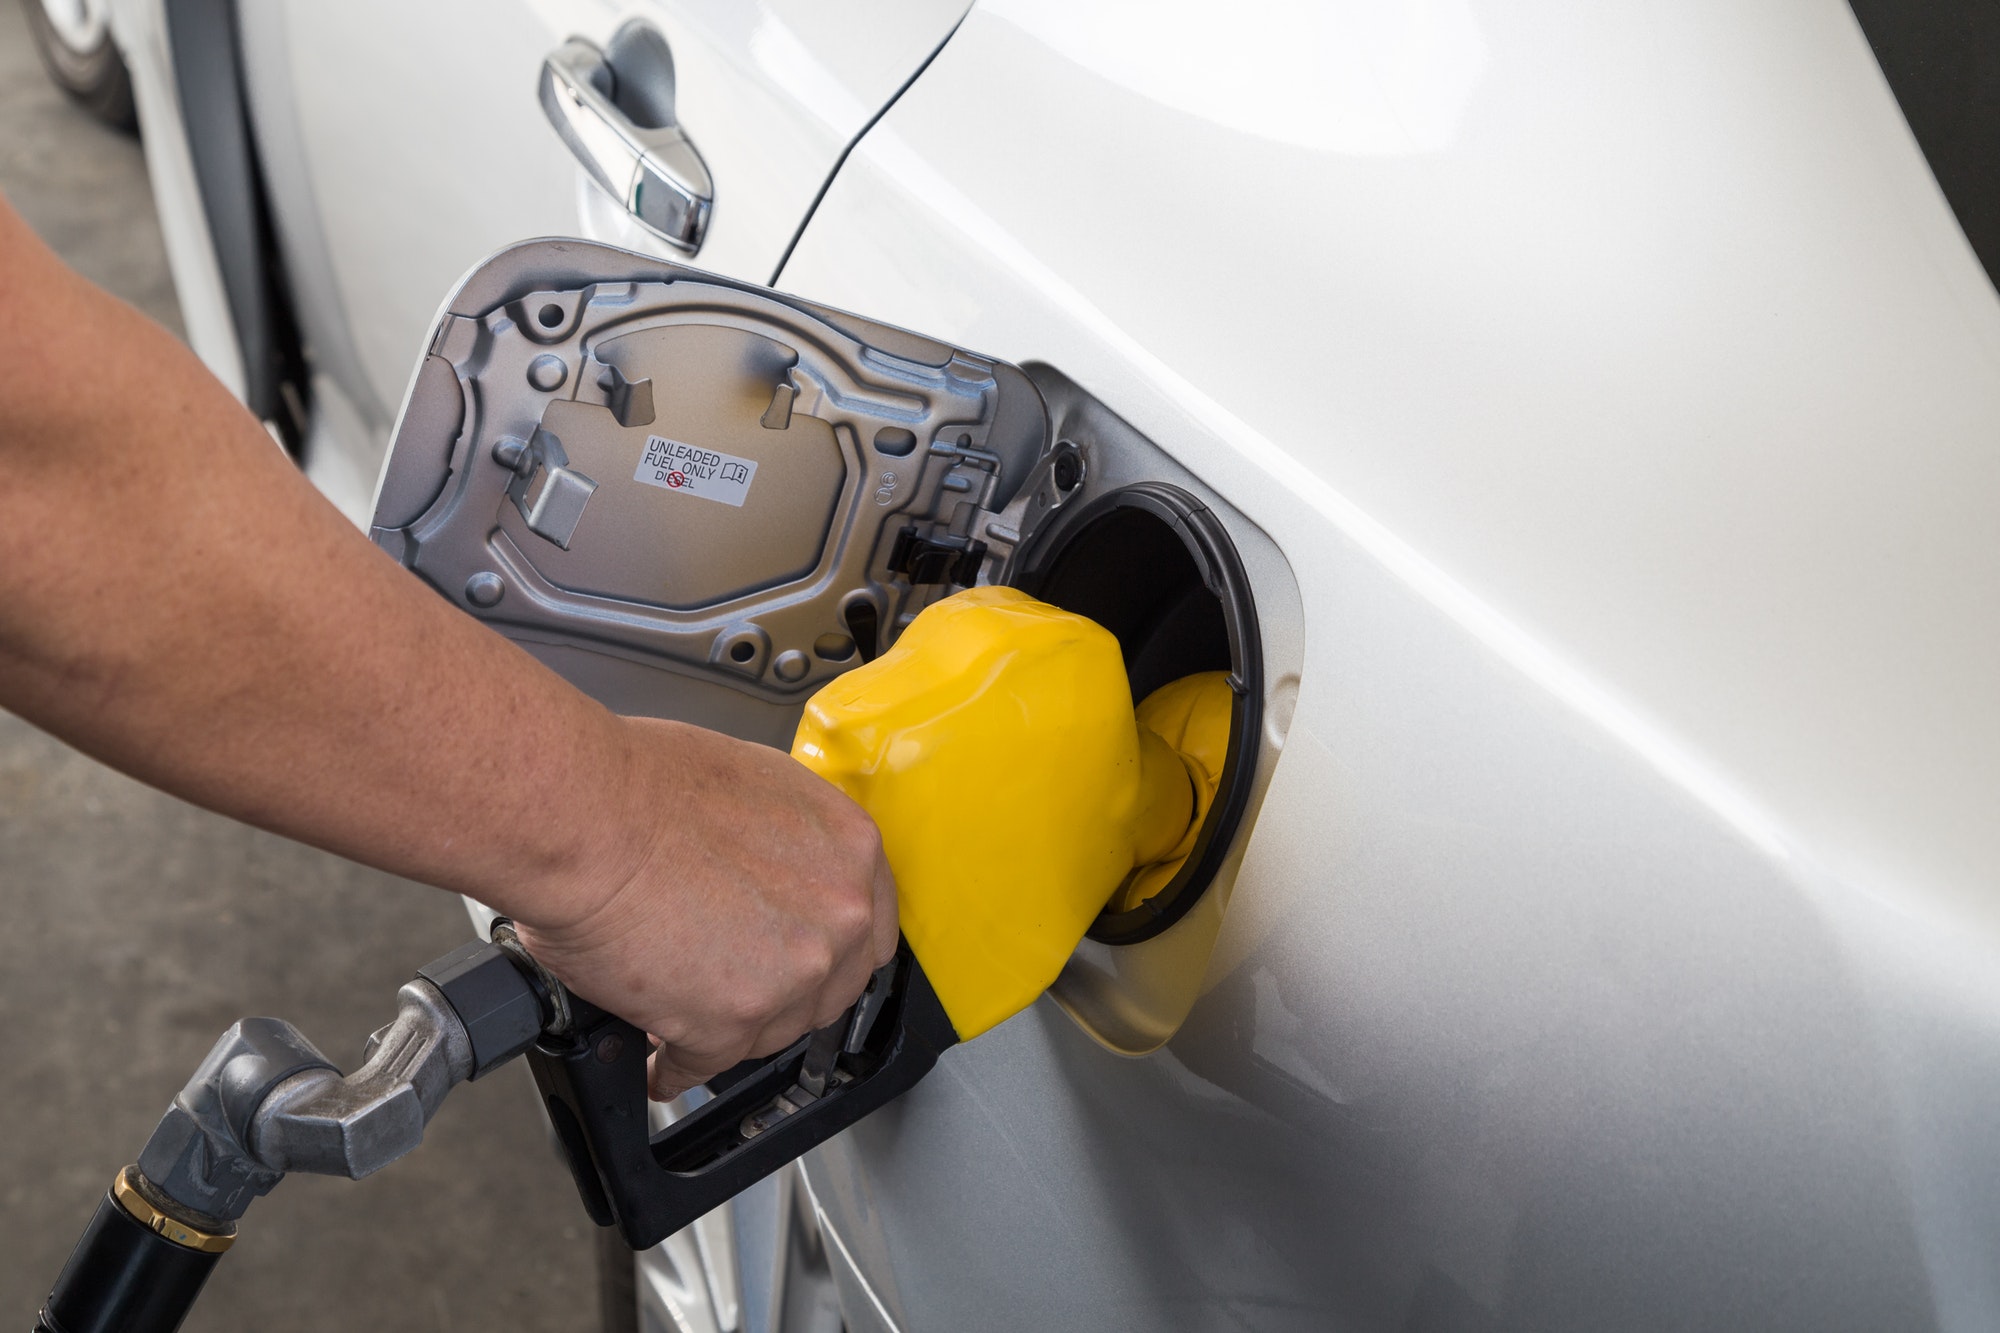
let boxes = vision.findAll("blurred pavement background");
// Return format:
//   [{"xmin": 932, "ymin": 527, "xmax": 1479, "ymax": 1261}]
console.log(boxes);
[{"xmin": 0, "ymin": 2, "xmax": 598, "ymax": 1327}]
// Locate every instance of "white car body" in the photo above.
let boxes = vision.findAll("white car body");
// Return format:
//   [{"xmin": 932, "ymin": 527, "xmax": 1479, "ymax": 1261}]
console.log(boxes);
[{"xmin": 107, "ymin": 0, "xmax": 2000, "ymax": 1328}]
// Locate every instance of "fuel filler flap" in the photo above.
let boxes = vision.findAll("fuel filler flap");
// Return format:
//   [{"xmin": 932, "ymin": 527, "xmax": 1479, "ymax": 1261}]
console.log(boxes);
[{"xmin": 369, "ymin": 236, "xmax": 1050, "ymax": 746}]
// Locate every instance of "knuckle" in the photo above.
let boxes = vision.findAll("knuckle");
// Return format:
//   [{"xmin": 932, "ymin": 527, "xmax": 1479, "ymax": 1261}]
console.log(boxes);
[
  {"xmin": 825, "ymin": 889, "xmax": 873, "ymax": 945},
  {"xmin": 649, "ymin": 1013, "xmax": 694, "ymax": 1049},
  {"xmin": 830, "ymin": 801, "xmax": 882, "ymax": 856},
  {"xmin": 794, "ymin": 936, "xmax": 837, "ymax": 985},
  {"xmin": 719, "ymin": 984, "xmax": 776, "ymax": 1032},
  {"xmin": 707, "ymin": 1033, "xmax": 758, "ymax": 1071}
]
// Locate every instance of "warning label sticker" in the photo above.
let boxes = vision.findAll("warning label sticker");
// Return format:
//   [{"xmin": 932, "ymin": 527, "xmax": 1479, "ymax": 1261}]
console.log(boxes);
[{"xmin": 634, "ymin": 436, "xmax": 758, "ymax": 507}]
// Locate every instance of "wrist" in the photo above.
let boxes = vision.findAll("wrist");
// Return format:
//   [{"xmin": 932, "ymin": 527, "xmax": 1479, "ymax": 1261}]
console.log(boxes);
[{"xmin": 477, "ymin": 713, "xmax": 665, "ymax": 935}]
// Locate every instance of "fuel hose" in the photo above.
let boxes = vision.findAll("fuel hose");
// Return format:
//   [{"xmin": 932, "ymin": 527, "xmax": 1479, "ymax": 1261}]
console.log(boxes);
[{"xmin": 36, "ymin": 1168, "xmax": 233, "ymax": 1333}]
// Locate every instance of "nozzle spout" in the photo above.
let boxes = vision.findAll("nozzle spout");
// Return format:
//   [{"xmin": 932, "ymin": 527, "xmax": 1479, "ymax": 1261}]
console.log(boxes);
[{"xmin": 1131, "ymin": 729, "xmax": 1197, "ymax": 867}]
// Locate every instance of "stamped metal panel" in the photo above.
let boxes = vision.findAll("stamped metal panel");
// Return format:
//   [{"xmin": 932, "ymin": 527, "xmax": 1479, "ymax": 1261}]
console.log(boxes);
[{"xmin": 371, "ymin": 237, "xmax": 1045, "ymax": 747}]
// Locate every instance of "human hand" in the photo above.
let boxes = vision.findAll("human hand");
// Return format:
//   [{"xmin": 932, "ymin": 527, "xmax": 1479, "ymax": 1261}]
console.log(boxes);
[{"xmin": 510, "ymin": 716, "xmax": 898, "ymax": 1099}]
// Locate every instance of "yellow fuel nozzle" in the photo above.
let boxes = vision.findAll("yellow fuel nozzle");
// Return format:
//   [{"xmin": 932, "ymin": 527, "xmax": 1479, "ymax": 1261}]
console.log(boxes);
[{"xmin": 791, "ymin": 586, "xmax": 1231, "ymax": 1040}]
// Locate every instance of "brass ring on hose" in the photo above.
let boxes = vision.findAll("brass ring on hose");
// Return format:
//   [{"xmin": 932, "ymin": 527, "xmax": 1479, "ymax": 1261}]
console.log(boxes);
[{"xmin": 112, "ymin": 1168, "xmax": 236, "ymax": 1253}]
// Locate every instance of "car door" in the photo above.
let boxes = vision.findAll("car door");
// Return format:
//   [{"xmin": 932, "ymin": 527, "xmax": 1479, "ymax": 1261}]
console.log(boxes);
[{"xmin": 233, "ymin": 0, "xmax": 966, "ymax": 521}]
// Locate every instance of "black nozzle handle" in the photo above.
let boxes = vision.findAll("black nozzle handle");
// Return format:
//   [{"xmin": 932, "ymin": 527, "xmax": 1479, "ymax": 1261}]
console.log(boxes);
[
  {"xmin": 38, "ymin": 1172, "xmax": 230, "ymax": 1333},
  {"xmin": 529, "ymin": 941, "xmax": 959, "ymax": 1250}
]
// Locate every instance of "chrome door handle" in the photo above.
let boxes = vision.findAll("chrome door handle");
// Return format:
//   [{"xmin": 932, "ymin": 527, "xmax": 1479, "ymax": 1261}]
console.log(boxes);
[{"xmin": 539, "ymin": 27, "xmax": 713, "ymax": 254}]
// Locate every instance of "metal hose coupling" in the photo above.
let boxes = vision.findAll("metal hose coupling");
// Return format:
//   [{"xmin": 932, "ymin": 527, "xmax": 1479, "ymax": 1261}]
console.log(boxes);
[
  {"xmin": 38, "ymin": 930, "xmax": 561, "ymax": 1333},
  {"xmin": 111, "ymin": 1167, "xmax": 235, "ymax": 1253},
  {"xmin": 489, "ymin": 916, "xmax": 573, "ymax": 1037}
]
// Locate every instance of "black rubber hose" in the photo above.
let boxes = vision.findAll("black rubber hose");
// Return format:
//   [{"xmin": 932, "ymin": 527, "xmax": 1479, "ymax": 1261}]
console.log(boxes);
[{"xmin": 36, "ymin": 1190, "xmax": 221, "ymax": 1333}]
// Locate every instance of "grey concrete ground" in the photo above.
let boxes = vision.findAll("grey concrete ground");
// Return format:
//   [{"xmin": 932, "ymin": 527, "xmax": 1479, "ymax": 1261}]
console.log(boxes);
[{"xmin": 0, "ymin": 6, "xmax": 597, "ymax": 1329}]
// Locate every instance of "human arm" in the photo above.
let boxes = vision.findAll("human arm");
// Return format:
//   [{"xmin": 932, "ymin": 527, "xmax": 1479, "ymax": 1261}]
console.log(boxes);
[{"xmin": 0, "ymin": 197, "xmax": 896, "ymax": 1095}]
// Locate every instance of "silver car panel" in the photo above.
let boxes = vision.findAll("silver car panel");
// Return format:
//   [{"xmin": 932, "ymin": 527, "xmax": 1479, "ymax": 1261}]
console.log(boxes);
[{"xmin": 767, "ymin": 0, "xmax": 2000, "ymax": 1327}]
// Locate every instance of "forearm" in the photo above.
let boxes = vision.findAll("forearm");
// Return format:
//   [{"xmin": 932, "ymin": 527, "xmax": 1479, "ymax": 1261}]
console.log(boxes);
[{"xmin": 0, "ymin": 202, "xmax": 631, "ymax": 924}]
